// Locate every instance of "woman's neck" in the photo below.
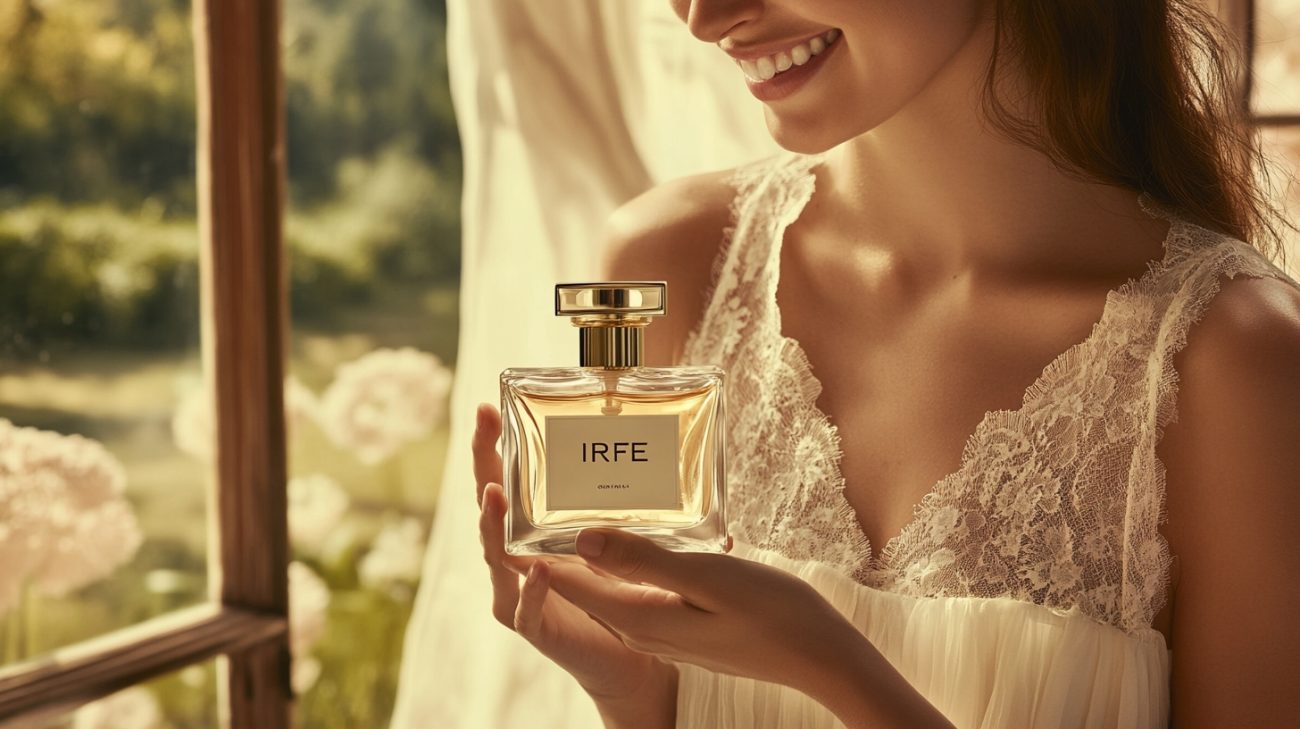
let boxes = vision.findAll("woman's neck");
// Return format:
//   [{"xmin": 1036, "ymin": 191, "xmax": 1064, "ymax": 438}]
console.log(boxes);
[{"xmin": 810, "ymin": 23, "xmax": 1169, "ymax": 287}]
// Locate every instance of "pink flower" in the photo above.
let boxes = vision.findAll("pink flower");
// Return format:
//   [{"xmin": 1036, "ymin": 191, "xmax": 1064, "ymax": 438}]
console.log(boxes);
[
  {"xmin": 172, "ymin": 375, "xmax": 321, "ymax": 462},
  {"xmin": 289, "ymin": 561, "xmax": 330, "ymax": 692},
  {"xmin": 358, "ymin": 516, "xmax": 427, "ymax": 588},
  {"xmin": 73, "ymin": 686, "xmax": 162, "ymax": 729},
  {"xmin": 318, "ymin": 348, "xmax": 453, "ymax": 464},
  {"xmin": 288, "ymin": 474, "xmax": 350, "ymax": 556},
  {"xmin": 0, "ymin": 419, "xmax": 142, "ymax": 614}
]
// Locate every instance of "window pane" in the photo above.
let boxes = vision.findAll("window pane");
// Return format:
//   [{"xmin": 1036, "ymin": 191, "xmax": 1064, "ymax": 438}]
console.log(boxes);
[
  {"xmin": 1254, "ymin": 0, "xmax": 1300, "ymax": 114},
  {"xmin": 14, "ymin": 659, "xmax": 219, "ymax": 729},
  {"xmin": 0, "ymin": 0, "xmax": 208, "ymax": 665},
  {"xmin": 280, "ymin": 0, "xmax": 459, "ymax": 725},
  {"xmin": 1261, "ymin": 126, "xmax": 1300, "ymax": 277}
]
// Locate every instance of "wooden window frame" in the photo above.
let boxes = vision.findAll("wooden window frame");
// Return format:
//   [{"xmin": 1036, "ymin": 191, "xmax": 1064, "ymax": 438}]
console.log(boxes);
[
  {"xmin": 0, "ymin": 0, "xmax": 1291, "ymax": 726},
  {"xmin": 0, "ymin": 0, "xmax": 291, "ymax": 726}
]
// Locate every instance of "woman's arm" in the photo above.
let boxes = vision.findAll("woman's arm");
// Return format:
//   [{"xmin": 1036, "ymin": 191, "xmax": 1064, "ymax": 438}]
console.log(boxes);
[
  {"xmin": 545, "ymin": 529, "xmax": 958, "ymax": 729},
  {"xmin": 1158, "ymin": 276, "xmax": 1300, "ymax": 726},
  {"xmin": 589, "ymin": 662, "xmax": 678, "ymax": 729},
  {"xmin": 801, "ymin": 620, "xmax": 957, "ymax": 729}
]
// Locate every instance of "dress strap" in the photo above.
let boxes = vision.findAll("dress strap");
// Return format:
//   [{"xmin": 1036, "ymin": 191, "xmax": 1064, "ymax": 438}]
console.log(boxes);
[
  {"xmin": 683, "ymin": 151, "xmax": 825, "ymax": 365},
  {"xmin": 1123, "ymin": 226, "xmax": 1299, "ymax": 633},
  {"xmin": 681, "ymin": 150, "xmax": 821, "ymax": 363}
]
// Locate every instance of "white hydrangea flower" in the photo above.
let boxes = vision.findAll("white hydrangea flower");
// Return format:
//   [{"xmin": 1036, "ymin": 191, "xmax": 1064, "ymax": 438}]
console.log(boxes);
[
  {"xmin": 318, "ymin": 348, "xmax": 452, "ymax": 464},
  {"xmin": 288, "ymin": 474, "xmax": 351, "ymax": 555},
  {"xmin": 0, "ymin": 419, "xmax": 142, "ymax": 614},
  {"xmin": 293, "ymin": 656, "xmax": 322, "ymax": 695},
  {"xmin": 171, "ymin": 376, "xmax": 321, "ymax": 463},
  {"xmin": 289, "ymin": 560, "xmax": 330, "ymax": 659},
  {"xmin": 284, "ymin": 375, "xmax": 322, "ymax": 434},
  {"xmin": 358, "ymin": 516, "xmax": 427, "ymax": 589},
  {"xmin": 73, "ymin": 686, "xmax": 162, "ymax": 729}
]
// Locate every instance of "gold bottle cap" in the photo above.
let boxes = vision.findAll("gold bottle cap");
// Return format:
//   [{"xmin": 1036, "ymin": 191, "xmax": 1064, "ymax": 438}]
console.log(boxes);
[
  {"xmin": 556, "ymin": 282, "xmax": 665, "ymax": 368},
  {"xmin": 555, "ymin": 282, "xmax": 666, "ymax": 317}
]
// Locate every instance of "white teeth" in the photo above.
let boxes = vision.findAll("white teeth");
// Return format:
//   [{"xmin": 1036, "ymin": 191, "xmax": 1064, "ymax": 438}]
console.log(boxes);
[{"xmin": 735, "ymin": 29, "xmax": 840, "ymax": 83}]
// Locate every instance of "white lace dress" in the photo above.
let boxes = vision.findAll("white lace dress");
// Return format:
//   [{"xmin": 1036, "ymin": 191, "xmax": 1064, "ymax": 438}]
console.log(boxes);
[{"xmin": 676, "ymin": 150, "xmax": 1300, "ymax": 728}]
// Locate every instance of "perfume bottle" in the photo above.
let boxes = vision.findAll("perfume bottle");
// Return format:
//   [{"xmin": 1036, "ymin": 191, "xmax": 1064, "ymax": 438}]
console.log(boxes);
[{"xmin": 501, "ymin": 282, "xmax": 727, "ymax": 556}]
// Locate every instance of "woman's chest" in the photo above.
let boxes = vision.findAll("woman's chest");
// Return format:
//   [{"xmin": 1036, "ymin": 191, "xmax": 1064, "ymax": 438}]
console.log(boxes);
[{"xmin": 775, "ymin": 258, "xmax": 1129, "ymax": 552}]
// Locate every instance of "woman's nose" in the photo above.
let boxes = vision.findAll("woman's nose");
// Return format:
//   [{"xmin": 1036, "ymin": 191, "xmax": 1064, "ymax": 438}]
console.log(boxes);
[{"xmin": 669, "ymin": 0, "xmax": 764, "ymax": 44}]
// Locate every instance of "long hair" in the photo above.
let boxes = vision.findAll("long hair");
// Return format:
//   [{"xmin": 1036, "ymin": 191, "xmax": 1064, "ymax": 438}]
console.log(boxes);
[{"xmin": 983, "ymin": 0, "xmax": 1295, "ymax": 267}]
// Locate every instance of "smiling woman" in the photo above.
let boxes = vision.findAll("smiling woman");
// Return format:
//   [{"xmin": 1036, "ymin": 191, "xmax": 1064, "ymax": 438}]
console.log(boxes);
[{"xmin": 393, "ymin": 1, "xmax": 1300, "ymax": 728}]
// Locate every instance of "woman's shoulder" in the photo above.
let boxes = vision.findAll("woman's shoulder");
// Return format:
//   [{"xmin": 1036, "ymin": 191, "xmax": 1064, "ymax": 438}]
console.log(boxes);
[
  {"xmin": 598, "ymin": 168, "xmax": 744, "ymax": 365},
  {"xmin": 1155, "ymin": 262, "xmax": 1300, "ymax": 694},
  {"xmin": 601, "ymin": 168, "xmax": 739, "ymax": 272},
  {"xmin": 598, "ymin": 152, "xmax": 808, "ymax": 287}
]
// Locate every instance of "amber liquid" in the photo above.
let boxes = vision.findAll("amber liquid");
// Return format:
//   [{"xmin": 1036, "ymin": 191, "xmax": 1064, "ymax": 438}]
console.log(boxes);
[{"xmin": 501, "ymin": 366, "xmax": 726, "ymax": 555}]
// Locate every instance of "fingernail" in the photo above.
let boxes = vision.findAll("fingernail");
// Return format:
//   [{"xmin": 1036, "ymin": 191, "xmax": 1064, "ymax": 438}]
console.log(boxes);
[
  {"xmin": 525, "ymin": 563, "xmax": 540, "ymax": 585},
  {"xmin": 576, "ymin": 530, "xmax": 605, "ymax": 558},
  {"xmin": 477, "ymin": 404, "xmax": 489, "ymax": 428}
]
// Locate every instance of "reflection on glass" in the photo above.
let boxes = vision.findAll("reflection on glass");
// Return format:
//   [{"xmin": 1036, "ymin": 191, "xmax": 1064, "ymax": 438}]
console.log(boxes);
[
  {"xmin": 0, "ymin": 0, "xmax": 207, "ymax": 666},
  {"xmin": 281, "ymin": 0, "xmax": 460, "ymax": 726},
  {"xmin": 1254, "ymin": 0, "xmax": 1300, "ymax": 114}
]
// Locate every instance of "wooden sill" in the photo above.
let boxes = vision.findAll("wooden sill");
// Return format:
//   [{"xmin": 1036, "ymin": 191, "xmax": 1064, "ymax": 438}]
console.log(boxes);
[{"xmin": 0, "ymin": 604, "xmax": 287, "ymax": 724}]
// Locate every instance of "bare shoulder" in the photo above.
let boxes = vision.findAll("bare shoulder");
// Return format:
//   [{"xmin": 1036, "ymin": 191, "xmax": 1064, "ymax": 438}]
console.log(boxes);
[
  {"xmin": 1159, "ymin": 272, "xmax": 1300, "ymax": 725},
  {"xmin": 1161, "ymin": 272, "xmax": 1300, "ymax": 521},
  {"xmin": 599, "ymin": 168, "xmax": 739, "ymax": 366},
  {"xmin": 1181, "ymin": 272, "xmax": 1300, "ymax": 357}
]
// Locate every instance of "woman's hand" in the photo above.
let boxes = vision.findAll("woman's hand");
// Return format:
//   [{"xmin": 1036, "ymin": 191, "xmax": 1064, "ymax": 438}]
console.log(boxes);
[
  {"xmin": 546, "ymin": 529, "xmax": 959, "ymax": 729},
  {"xmin": 472, "ymin": 403, "xmax": 677, "ymax": 727},
  {"xmin": 541, "ymin": 527, "xmax": 863, "ymax": 696}
]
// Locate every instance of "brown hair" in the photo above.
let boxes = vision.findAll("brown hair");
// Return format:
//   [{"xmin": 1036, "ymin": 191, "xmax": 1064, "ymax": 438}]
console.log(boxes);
[{"xmin": 982, "ymin": 0, "xmax": 1295, "ymax": 266}]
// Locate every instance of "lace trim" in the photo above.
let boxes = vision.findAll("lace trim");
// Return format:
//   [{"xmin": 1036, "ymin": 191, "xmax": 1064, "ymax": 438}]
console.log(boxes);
[
  {"xmin": 682, "ymin": 150, "xmax": 1300, "ymax": 637},
  {"xmin": 1136, "ymin": 237, "xmax": 1297, "ymax": 630},
  {"xmin": 769, "ymin": 167, "xmax": 1194, "ymax": 578}
]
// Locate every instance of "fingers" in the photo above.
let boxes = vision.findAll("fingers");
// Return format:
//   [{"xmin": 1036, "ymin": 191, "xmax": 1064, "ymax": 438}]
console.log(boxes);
[
  {"xmin": 480, "ymin": 482, "xmax": 524, "ymax": 629},
  {"xmin": 574, "ymin": 528, "xmax": 723, "ymax": 609},
  {"xmin": 513, "ymin": 561, "xmax": 549, "ymax": 640},
  {"xmin": 472, "ymin": 403, "xmax": 503, "ymax": 506},
  {"xmin": 545, "ymin": 560, "xmax": 696, "ymax": 648}
]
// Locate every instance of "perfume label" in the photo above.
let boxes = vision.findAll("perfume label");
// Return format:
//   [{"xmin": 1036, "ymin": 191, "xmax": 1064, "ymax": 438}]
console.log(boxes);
[{"xmin": 545, "ymin": 414, "xmax": 679, "ymax": 511}]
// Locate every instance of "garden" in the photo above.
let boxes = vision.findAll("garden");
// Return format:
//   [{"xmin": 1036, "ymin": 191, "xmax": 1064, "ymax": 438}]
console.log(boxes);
[{"xmin": 0, "ymin": 0, "xmax": 461, "ymax": 726}]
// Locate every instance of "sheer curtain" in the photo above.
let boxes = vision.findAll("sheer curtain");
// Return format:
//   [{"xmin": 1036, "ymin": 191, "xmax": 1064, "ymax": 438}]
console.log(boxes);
[{"xmin": 389, "ymin": 2, "xmax": 777, "ymax": 727}]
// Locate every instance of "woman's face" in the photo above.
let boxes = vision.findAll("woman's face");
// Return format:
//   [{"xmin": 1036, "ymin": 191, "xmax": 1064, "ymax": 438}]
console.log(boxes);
[{"xmin": 669, "ymin": 0, "xmax": 994, "ymax": 153}]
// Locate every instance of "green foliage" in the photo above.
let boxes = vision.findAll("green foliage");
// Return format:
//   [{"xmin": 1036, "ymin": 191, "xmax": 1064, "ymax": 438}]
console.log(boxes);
[
  {"xmin": 283, "ymin": 0, "xmax": 459, "ymax": 204},
  {"xmin": 0, "ymin": 0, "xmax": 198, "ymax": 212},
  {"xmin": 0, "ymin": 0, "xmax": 460, "ymax": 212},
  {"xmin": 0, "ymin": 0, "xmax": 461, "ymax": 725},
  {"xmin": 0, "ymin": 205, "xmax": 201, "ymax": 354},
  {"xmin": 0, "ymin": 0, "xmax": 463, "ymax": 357}
]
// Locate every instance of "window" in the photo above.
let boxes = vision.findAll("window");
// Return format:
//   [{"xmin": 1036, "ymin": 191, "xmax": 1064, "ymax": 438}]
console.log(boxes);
[
  {"xmin": 1251, "ymin": 0, "xmax": 1300, "ymax": 274},
  {"xmin": 0, "ymin": 0, "xmax": 292, "ymax": 724}
]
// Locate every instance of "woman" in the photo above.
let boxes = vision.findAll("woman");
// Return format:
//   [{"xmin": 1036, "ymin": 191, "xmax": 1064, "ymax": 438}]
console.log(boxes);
[{"xmin": 474, "ymin": 0, "xmax": 1300, "ymax": 726}]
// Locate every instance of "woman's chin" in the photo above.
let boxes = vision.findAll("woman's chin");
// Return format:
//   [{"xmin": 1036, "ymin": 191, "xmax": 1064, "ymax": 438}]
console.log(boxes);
[{"xmin": 763, "ymin": 111, "xmax": 853, "ymax": 155}]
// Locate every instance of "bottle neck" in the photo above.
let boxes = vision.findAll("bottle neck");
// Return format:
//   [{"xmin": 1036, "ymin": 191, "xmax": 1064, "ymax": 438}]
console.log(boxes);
[{"xmin": 578, "ymin": 325, "xmax": 643, "ymax": 368}]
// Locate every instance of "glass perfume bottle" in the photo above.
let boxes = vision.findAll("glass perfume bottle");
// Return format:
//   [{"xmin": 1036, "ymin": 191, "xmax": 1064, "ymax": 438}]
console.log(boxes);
[{"xmin": 501, "ymin": 281, "xmax": 727, "ymax": 555}]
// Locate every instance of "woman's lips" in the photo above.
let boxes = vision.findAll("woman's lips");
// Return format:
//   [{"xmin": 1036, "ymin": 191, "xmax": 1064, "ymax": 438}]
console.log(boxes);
[{"xmin": 735, "ymin": 29, "xmax": 842, "ymax": 102}]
